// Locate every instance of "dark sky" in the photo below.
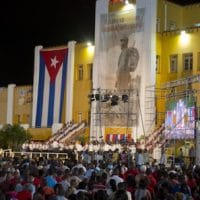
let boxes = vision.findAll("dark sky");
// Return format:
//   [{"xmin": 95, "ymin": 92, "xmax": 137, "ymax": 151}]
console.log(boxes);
[
  {"xmin": 169, "ymin": 0, "xmax": 200, "ymax": 5},
  {"xmin": 0, "ymin": 0, "xmax": 96, "ymax": 87}
]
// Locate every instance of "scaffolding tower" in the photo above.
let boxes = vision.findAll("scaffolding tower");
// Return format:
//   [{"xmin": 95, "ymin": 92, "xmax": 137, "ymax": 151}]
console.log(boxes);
[
  {"xmin": 90, "ymin": 88, "xmax": 138, "ymax": 141},
  {"xmin": 90, "ymin": 74, "xmax": 200, "ymax": 142}
]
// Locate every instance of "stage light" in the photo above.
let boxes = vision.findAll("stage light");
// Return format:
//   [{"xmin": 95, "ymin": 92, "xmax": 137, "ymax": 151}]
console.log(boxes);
[
  {"xmin": 111, "ymin": 95, "xmax": 119, "ymax": 106},
  {"xmin": 101, "ymin": 94, "xmax": 110, "ymax": 102},
  {"xmin": 87, "ymin": 42, "xmax": 92, "ymax": 46},
  {"xmin": 95, "ymin": 94, "xmax": 100, "ymax": 101},
  {"xmin": 124, "ymin": 0, "xmax": 129, "ymax": 5},
  {"xmin": 122, "ymin": 94, "xmax": 129, "ymax": 102},
  {"xmin": 88, "ymin": 94, "xmax": 95, "ymax": 101}
]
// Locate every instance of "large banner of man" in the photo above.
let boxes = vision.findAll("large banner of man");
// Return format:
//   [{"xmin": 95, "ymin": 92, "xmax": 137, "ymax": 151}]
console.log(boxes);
[{"xmin": 91, "ymin": 0, "xmax": 156, "ymax": 140}]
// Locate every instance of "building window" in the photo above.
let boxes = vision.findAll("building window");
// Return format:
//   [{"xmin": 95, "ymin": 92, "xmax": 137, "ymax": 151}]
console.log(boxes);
[
  {"xmin": 156, "ymin": 18, "xmax": 160, "ymax": 32},
  {"xmin": 87, "ymin": 63, "xmax": 93, "ymax": 80},
  {"xmin": 78, "ymin": 65, "xmax": 83, "ymax": 80},
  {"xmin": 17, "ymin": 115, "xmax": 21, "ymax": 123},
  {"xmin": 88, "ymin": 111, "xmax": 91, "ymax": 124},
  {"xmin": 78, "ymin": 112, "xmax": 82, "ymax": 123},
  {"xmin": 170, "ymin": 54, "xmax": 178, "ymax": 73},
  {"xmin": 169, "ymin": 21, "xmax": 176, "ymax": 31},
  {"xmin": 156, "ymin": 55, "xmax": 160, "ymax": 73},
  {"xmin": 183, "ymin": 53, "xmax": 193, "ymax": 71},
  {"xmin": 27, "ymin": 114, "xmax": 30, "ymax": 124},
  {"xmin": 197, "ymin": 52, "xmax": 200, "ymax": 71}
]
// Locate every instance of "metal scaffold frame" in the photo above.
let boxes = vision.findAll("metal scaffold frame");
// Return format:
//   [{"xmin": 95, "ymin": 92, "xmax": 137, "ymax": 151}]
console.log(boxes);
[
  {"xmin": 89, "ymin": 88, "xmax": 139, "ymax": 141},
  {"xmin": 145, "ymin": 74, "xmax": 200, "ymax": 131},
  {"xmin": 155, "ymin": 74, "xmax": 200, "ymax": 165},
  {"xmin": 89, "ymin": 74, "xmax": 200, "ymax": 144}
]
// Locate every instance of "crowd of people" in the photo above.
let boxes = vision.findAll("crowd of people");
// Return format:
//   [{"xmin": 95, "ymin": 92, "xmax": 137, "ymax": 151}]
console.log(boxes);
[
  {"xmin": 22, "ymin": 141, "xmax": 136, "ymax": 153},
  {"xmin": 0, "ymin": 141, "xmax": 199, "ymax": 200}
]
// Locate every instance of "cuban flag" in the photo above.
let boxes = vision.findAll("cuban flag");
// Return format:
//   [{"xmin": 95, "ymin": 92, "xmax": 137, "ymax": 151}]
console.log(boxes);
[{"xmin": 35, "ymin": 48, "xmax": 68, "ymax": 127}]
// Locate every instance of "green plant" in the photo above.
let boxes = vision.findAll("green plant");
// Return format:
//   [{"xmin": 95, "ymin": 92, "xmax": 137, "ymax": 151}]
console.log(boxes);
[{"xmin": 0, "ymin": 124, "xmax": 32, "ymax": 151}]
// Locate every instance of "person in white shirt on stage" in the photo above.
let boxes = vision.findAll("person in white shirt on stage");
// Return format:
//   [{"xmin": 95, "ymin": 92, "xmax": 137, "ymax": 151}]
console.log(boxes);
[
  {"xmin": 159, "ymin": 148, "xmax": 167, "ymax": 167},
  {"xmin": 69, "ymin": 142, "xmax": 74, "ymax": 150},
  {"xmin": 104, "ymin": 142, "xmax": 110, "ymax": 152},
  {"xmin": 75, "ymin": 141, "xmax": 83, "ymax": 152},
  {"xmin": 83, "ymin": 142, "xmax": 89, "ymax": 151},
  {"xmin": 89, "ymin": 142, "xmax": 94, "ymax": 152}
]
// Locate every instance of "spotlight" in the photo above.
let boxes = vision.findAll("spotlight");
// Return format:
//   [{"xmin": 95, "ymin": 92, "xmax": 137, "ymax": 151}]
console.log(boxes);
[
  {"xmin": 111, "ymin": 95, "xmax": 119, "ymax": 106},
  {"xmin": 88, "ymin": 94, "xmax": 95, "ymax": 102},
  {"xmin": 122, "ymin": 94, "xmax": 129, "ymax": 102},
  {"xmin": 101, "ymin": 94, "xmax": 110, "ymax": 102},
  {"xmin": 95, "ymin": 94, "xmax": 100, "ymax": 101}
]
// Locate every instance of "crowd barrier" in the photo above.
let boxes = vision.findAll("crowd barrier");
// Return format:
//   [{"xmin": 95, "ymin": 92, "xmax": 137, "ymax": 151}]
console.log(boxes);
[{"xmin": 2, "ymin": 149, "xmax": 68, "ymax": 159}]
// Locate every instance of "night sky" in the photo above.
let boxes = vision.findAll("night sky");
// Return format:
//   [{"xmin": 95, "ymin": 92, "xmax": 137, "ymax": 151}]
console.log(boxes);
[{"xmin": 0, "ymin": 0, "xmax": 96, "ymax": 86}]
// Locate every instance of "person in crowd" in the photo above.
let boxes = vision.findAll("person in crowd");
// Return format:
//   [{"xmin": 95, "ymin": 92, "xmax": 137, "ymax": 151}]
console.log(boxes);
[
  {"xmin": 107, "ymin": 167, "xmax": 124, "ymax": 188},
  {"xmin": 54, "ymin": 183, "xmax": 68, "ymax": 200},
  {"xmin": 135, "ymin": 149, "xmax": 144, "ymax": 168},
  {"xmin": 134, "ymin": 176, "xmax": 152, "ymax": 200},
  {"xmin": 159, "ymin": 148, "xmax": 167, "ymax": 168},
  {"xmin": 143, "ymin": 149, "xmax": 150, "ymax": 165},
  {"xmin": 189, "ymin": 146, "xmax": 195, "ymax": 165},
  {"xmin": 2, "ymin": 138, "xmax": 200, "ymax": 200}
]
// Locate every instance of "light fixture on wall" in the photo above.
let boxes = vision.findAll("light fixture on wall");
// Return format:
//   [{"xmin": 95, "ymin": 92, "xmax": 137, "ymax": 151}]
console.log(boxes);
[
  {"xmin": 179, "ymin": 30, "xmax": 190, "ymax": 46},
  {"xmin": 122, "ymin": 94, "xmax": 129, "ymax": 102},
  {"xmin": 124, "ymin": 0, "xmax": 129, "ymax": 5},
  {"xmin": 101, "ymin": 94, "xmax": 111, "ymax": 102},
  {"xmin": 111, "ymin": 95, "xmax": 119, "ymax": 106}
]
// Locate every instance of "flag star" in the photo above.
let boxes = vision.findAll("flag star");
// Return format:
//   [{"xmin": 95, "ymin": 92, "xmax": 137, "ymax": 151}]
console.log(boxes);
[{"xmin": 51, "ymin": 56, "xmax": 59, "ymax": 68}]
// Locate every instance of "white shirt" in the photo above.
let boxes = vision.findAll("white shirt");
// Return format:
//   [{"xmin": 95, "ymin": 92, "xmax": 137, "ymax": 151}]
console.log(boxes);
[
  {"xmin": 107, "ymin": 175, "xmax": 124, "ymax": 186},
  {"xmin": 160, "ymin": 153, "xmax": 167, "ymax": 165}
]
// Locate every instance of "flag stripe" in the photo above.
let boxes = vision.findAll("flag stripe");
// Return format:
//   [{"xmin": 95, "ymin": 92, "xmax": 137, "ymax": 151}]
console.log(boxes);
[
  {"xmin": 53, "ymin": 67, "xmax": 62, "ymax": 123},
  {"xmin": 41, "ymin": 68, "xmax": 50, "ymax": 127},
  {"xmin": 47, "ymin": 82, "xmax": 55, "ymax": 127},
  {"xmin": 36, "ymin": 55, "xmax": 45, "ymax": 127},
  {"xmin": 59, "ymin": 53, "xmax": 68, "ymax": 122}
]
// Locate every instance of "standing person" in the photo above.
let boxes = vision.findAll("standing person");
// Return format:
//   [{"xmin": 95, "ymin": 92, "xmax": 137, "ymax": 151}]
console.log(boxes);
[
  {"xmin": 159, "ymin": 148, "xmax": 167, "ymax": 168},
  {"xmin": 115, "ymin": 36, "xmax": 139, "ymax": 90},
  {"xmin": 134, "ymin": 177, "xmax": 152, "ymax": 200},
  {"xmin": 135, "ymin": 149, "xmax": 144, "ymax": 168},
  {"xmin": 143, "ymin": 149, "xmax": 150, "ymax": 165},
  {"xmin": 189, "ymin": 145, "xmax": 195, "ymax": 164},
  {"xmin": 178, "ymin": 148, "xmax": 185, "ymax": 167}
]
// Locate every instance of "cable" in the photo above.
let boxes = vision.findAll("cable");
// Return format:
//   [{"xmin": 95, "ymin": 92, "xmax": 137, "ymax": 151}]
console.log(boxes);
[{"xmin": 137, "ymin": 89, "xmax": 146, "ymax": 146}]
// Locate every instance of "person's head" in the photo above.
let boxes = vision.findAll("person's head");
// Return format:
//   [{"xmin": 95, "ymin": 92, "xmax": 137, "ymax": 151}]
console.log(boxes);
[
  {"xmin": 76, "ymin": 191, "xmax": 89, "ymax": 200},
  {"xmin": 117, "ymin": 182, "xmax": 126, "ymax": 190},
  {"xmin": 140, "ymin": 165, "xmax": 147, "ymax": 173},
  {"xmin": 54, "ymin": 183, "xmax": 65, "ymax": 196},
  {"xmin": 113, "ymin": 189, "xmax": 128, "ymax": 200},
  {"xmin": 126, "ymin": 175, "xmax": 136, "ymax": 187},
  {"xmin": 109, "ymin": 179, "xmax": 117, "ymax": 192},
  {"xmin": 33, "ymin": 192, "xmax": 44, "ymax": 200},
  {"xmin": 93, "ymin": 190, "xmax": 108, "ymax": 200},
  {"xmin": 120, "ymin": 36, "xmax": 128, "ymax": 49},
  {"xmin": 112, "ymin": 167, "xmax": 120, "ymax": 175}
]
